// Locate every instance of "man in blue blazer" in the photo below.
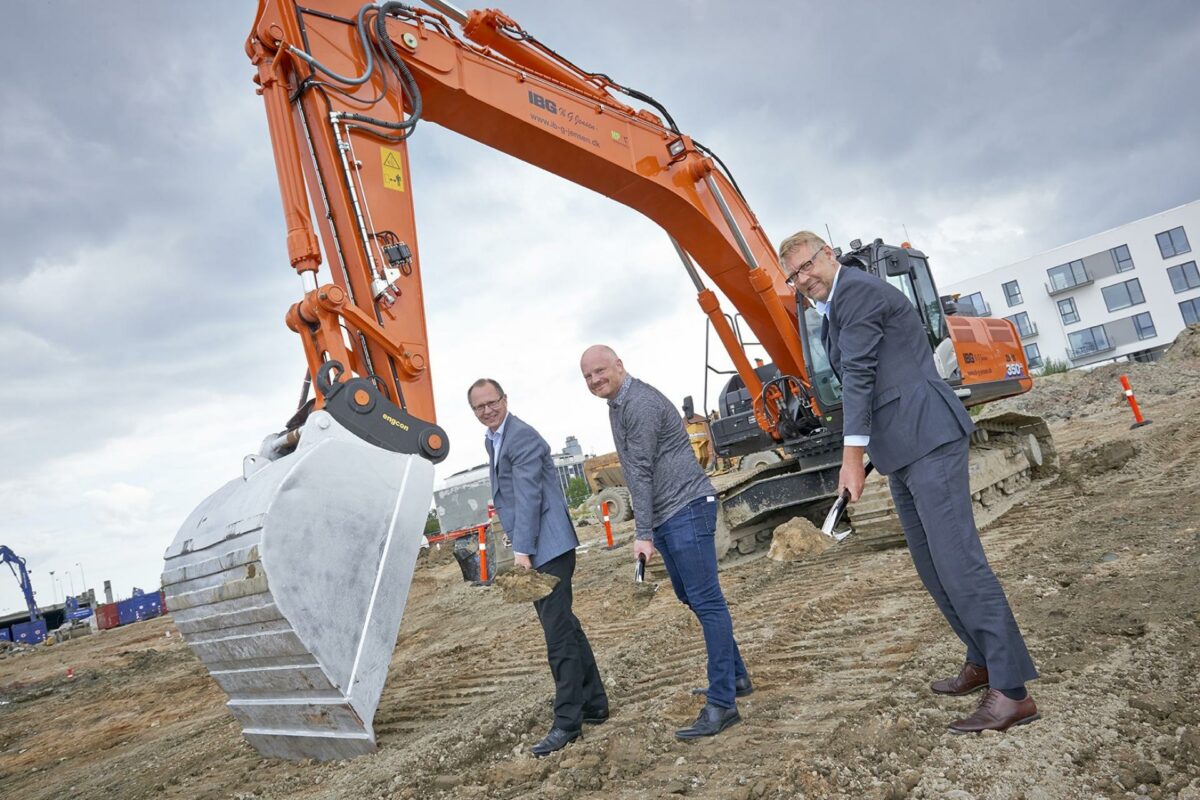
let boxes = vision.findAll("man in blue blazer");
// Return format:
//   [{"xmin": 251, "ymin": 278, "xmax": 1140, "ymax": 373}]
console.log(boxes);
[
  {"xmin": 780, "ymin": 231, "xmax": 1039, "ymax": 734},
  {"xmin": 468, "ymin": 378, "xmax": 608, "ymax": 756}
]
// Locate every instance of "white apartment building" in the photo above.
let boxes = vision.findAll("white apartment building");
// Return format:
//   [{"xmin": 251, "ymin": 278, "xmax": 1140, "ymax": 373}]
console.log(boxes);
[{"xmin": 941, "ymin": 200, "xmax": 1200, "ymax": 370}]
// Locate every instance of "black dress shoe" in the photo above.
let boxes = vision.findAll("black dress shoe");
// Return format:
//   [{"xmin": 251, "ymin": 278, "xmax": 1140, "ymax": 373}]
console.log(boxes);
[
  {"xmin": 675, "ymin": 703, "xmax": 741, "ymax": 740},
  {"xmin": 690, "ymin": 675, "xmax": 754, "ymax": 698},
  {"xmin": 582, "ymin": 707, "xmax": 610, "ymax": 725},
  {"xmin": 530, "ymin": 727, "xmax": 581, "ymax": 757}
]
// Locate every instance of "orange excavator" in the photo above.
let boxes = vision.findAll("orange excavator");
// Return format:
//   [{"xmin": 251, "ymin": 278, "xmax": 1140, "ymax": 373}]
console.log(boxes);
[{"xmin": 162, "ymin": 0, "xmax": 1054, "ymax": 761}]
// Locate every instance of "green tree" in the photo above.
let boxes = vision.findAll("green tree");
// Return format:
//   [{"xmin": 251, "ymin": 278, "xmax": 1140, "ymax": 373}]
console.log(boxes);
[
  {"xmin": 1036, "ymin": 357, "xmax": 1071, "ymax": 376},
  {"xmin": 424, "ymin": 509, "xmax": 441, "ymax": 535},
  {"xmin": 565, "ymin": 476, "xmax": 590, "ymax": 509}
]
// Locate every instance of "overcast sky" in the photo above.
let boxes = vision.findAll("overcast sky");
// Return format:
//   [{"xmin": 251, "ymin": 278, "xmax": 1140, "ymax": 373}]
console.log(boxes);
[{"xmin": 2, "ymin": 1, "xmax": 1197, "ymax": 615}]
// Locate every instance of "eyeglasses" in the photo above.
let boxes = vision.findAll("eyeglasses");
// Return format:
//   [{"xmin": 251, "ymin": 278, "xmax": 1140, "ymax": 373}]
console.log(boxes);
[
  {"xmin": 471, "ymin": 396, "xmax": 506, "ymax": 414},
  {"xmin": 785, "ymin": 247, "xmax": 825, "ymax": 287}
]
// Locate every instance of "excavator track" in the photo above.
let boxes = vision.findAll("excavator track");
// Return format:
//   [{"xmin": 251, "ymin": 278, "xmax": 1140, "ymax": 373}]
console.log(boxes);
[
  {"xmin": 845, "ymin": 412, "xmax": 1058, "ymax": 550},
  {"xmin": 712, "ymin": 413, "xmax": 1057, "ymax": 559}
]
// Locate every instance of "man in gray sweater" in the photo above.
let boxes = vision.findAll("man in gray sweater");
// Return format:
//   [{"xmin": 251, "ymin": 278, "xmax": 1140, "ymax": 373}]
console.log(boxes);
[{"xmin": 580, "ymin": 344, "xmax": 750, "ymax": 739}]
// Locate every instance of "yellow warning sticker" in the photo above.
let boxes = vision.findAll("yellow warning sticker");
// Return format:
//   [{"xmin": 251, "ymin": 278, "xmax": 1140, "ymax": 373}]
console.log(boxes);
[{"xmin": 381, "ymin": 148, "xmax": 405, "ymax": 192}]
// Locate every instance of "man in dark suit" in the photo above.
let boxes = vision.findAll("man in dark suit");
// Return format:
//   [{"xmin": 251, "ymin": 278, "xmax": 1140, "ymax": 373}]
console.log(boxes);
[
  {"xmin": 780, "ymin": 231, "xmax": 1039, "ymax": 734},
  {"xmin": 468, "ymin": 378, "xmax": 608, "ymax": 756}
]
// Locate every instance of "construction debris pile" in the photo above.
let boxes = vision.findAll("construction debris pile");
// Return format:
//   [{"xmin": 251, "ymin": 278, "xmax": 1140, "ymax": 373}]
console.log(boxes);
[{"xmin": 0, "ymin": 641, "xmax": 36, "ymax": 661}]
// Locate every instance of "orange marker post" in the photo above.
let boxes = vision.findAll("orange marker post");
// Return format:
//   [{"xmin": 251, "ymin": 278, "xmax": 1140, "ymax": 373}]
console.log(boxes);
[
  {"xmin": 477, "ymin": 523, "xmax": 489, "ymax": 584},
  {"xmin": 477, "ymin": 504, "xmax": 498, "ymax": 585},
  {"xmin": 1120, "ymin": 374, "xmax": 1152, "ymax": 429},
  {"xmin": 602, "ymin": 501, "xmax": 615, "ymax": 550}
]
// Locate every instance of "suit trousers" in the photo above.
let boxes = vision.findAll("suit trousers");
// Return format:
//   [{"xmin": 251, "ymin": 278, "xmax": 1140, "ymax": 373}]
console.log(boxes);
[
  {"xmin": 533, "ymin": 549, "xmax": 608, "ymax": 732},
  {"xmin": 653, "ymin": 496, "xmax": 748, "ymax": 709},
  {"xmin": 888, "ymin": 435, "xmax": 1038, "ymax": 690}
]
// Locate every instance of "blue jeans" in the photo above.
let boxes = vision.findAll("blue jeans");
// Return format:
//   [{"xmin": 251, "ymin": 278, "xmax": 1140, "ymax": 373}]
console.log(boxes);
[{"xmin": 653, "ymin": 495, "xmax": 747, "ymax": 708}]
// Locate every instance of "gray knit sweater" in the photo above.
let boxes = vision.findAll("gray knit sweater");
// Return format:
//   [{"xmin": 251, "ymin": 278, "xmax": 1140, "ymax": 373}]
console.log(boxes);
[{"xmin": 608, "ymin": 376, "xmax": 715, "ymax": 539}]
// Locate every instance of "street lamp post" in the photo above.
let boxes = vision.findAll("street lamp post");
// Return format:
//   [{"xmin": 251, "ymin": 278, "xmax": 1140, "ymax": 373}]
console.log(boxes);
[
  {"xmin": 49, "ymin": 570, "xmax": 57, "ymax": 604},
  {"xmin": 67, "ymin": 571, "xmax": 75, "ymax": 599},
  {"xmin": 76, "ymin": 562, "xmax": 87, "ymax": 598}
]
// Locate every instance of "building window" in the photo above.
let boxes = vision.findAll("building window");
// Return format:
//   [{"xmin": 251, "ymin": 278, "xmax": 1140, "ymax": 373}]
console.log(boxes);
[
  {"xmin": 1002, "ymin": 280, "xmax": 1022, "ymax": 307},
  {"xmin": 1111, "ymin": 244, "xmax": 1134, "ymax": 272},
  {"xmin": 1168, "ymin": 261, "xmax": 1200, "ymax": 293},
  {"xmin": 1101, "ymin": 278, "xmax": 1145, "ymax": 312},
  {"xmin": 1005, "ymin": 311, "xmax": 1036, "ymax": 337},
  {"xmin": 1068, "ymin": 325, "xmax": 1112, "ymax": 359},
  {"xmin": 960, "ymin": 291, "xmax": 990, "ymax": 316},
  {"xmin": 1182, "ymin": 298, "xmax": 1200, "ymax": 326},
  {"xmin": 1132, "ymin": 312, "xmax": 1156, "ymax": 340},
  {"xmin": 1058, "ymin": 297, "xmax": 1080, "ymax": 325},
  {"xmin": 1024, "ymin": 343, "xmax": 1042, "ymax": 368},
  {"xmin": 1157, "ymin": 226, "xmax": 1191, "ymax": 259},
  {"xmin": 1047, "ymin": 260, "xmax": 1089, "ymax": 291}
]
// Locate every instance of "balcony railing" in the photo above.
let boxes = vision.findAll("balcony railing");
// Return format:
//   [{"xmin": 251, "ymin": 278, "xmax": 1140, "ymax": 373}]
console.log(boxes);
[
  {"xmin": 1068, "ymin": 341, "xmax": 1116, "ymax": 361},
  {"xmin": 1017, "ymin": 322, "xmax": 1039, "ymax": 339},
  {"xmin": 1044, "ymin": 276, "xmax": 1094, "ymax": 296}
]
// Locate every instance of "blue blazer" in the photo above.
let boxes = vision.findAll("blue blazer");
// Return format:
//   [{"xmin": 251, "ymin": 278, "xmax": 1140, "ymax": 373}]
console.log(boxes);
[
  {"xmin": 821, "ymin": 266, "xmax": 974, "ymax": 475},
  {"xmin": 486, "ymin": 414, "xmax": 578, "ymax": 569}
]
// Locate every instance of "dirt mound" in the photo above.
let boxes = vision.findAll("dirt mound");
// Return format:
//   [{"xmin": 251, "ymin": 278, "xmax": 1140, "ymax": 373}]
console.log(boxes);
[
  {"xmin": 625, "ymin": 580, "xmax": 657, "ymax": 603},
  {"xmin": 768, "ymin": 516, "xmax": 833, "ymax": 561},
  {"xmin": 986, "ymin": 354, "xmax": 1200, "ymax": 423},
  {"xmin": 1163, "ymin": 323, "xmax": 1200, "ymax": 366},
  {"xmin": 1069, "ymin": 439, "xmax": 1139, "ymax": 477},
  {"xmin": 417, "ymin": 542, "xmax": 459, "ymax": 568},
  {"xmin": 492, "ymin": 569, "xmax": 559, "ymax": 603}
]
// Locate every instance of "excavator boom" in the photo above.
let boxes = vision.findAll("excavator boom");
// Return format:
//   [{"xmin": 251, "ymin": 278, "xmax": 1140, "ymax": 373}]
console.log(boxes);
[{"xmin": 246, "ymin": 0, "xmax": 811, "ymax": 431}]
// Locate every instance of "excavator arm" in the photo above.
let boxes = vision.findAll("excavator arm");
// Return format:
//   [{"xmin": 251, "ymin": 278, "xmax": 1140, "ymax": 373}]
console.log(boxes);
[
  {"xmin": 0, "ymin": 545, "xmax": 41, "ymax": 623},
  {"xmin": 248, "ymin": 0, "xmax": 815, "ymax": 445}
]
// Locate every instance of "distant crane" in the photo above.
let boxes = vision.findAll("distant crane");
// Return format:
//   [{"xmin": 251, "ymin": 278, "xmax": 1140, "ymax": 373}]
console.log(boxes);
[{"xmin": 1, "ymin": 545, "xmax": 43, "ymax": 624}]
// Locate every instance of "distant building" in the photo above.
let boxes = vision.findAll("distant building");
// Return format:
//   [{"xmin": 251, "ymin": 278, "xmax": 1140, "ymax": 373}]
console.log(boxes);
[
  {"xmin": 942, "ymin": 200, "xmax": 1200, "ymax": 369},
  {"xmin": 553, "ymin": 444, "xmax": 587, "ymax": 499},
  {"xmin": 433, "ymin": 436, "xmax": 587, "ymax": 535},
  {"xmin": 434, "ymin": 463, "xmax": 493, "ymax": 535}
]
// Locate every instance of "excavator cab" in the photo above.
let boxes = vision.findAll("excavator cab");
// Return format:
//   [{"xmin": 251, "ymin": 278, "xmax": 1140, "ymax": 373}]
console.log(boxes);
[{"xmin": 840, "ymin": 240, "xmax": 949, "ymax": 353}]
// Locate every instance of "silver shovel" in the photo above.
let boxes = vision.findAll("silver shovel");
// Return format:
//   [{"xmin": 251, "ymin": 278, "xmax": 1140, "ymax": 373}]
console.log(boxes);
[{"xmin": 820, "ymin": 462, "xmax": 877, "ymax": 541}]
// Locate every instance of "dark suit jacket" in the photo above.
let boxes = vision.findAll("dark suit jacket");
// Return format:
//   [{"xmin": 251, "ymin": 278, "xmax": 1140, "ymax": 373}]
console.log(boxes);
[
  {"xmin": 821, "ymin": 266, "xmax": 974, "ymax": 474},
  {"xmin": 486, "ymin": 414, "xmax": 578, "ymax": 569}
]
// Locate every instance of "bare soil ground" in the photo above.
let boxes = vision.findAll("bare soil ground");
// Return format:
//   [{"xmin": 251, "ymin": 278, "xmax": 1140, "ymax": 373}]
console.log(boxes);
[{"xmin": 3, "ymin": 329, "xmax": 1200, "ymax": 800}]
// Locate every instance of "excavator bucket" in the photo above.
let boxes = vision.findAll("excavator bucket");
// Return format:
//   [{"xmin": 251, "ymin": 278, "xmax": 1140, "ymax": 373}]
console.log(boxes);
[{"xmin": 162, "ymin": 407, "xmax": 433, "ymax": 760}]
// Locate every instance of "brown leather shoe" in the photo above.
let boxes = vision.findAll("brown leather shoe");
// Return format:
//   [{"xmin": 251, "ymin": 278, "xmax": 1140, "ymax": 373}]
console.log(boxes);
[
  {"xmin": 948, "ymin": 689, "xmax": 1040, "ymax": 734},
  {"xmin": 931, "ymin": 661, "xmax": 989, "ymax": 696}
]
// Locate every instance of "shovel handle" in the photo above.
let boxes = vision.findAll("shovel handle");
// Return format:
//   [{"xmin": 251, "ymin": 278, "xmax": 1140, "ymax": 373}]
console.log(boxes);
[{"xmin": 821, "ymin": 462, "xmax": 877, "ymax": 537}]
